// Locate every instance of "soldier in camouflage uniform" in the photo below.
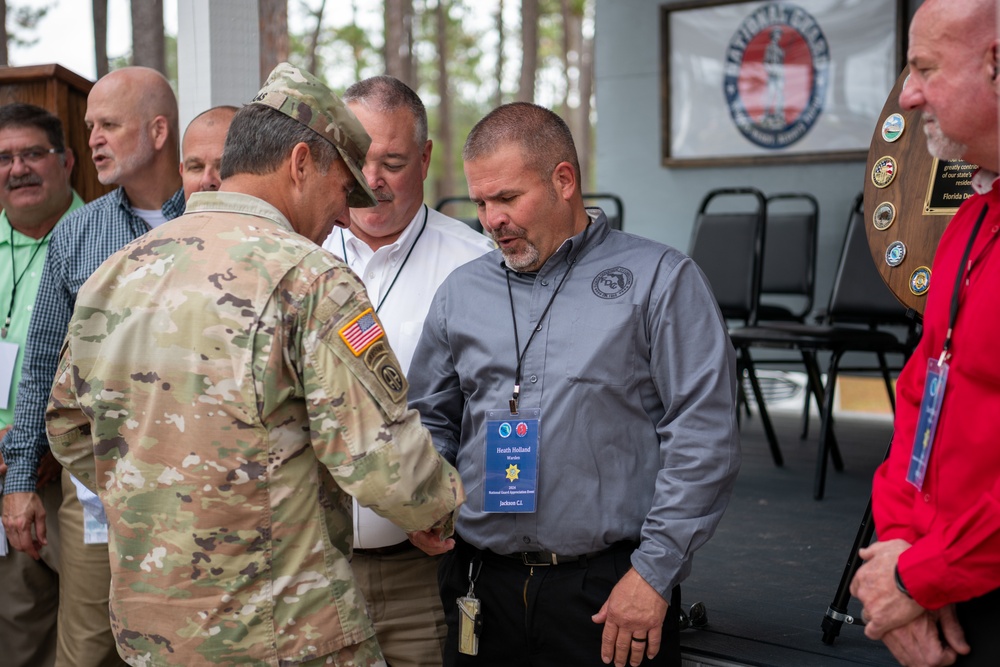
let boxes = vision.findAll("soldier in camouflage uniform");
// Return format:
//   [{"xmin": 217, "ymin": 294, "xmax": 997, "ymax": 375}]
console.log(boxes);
[{"xmin": 45, "ymin": 63, "xmax": 464, "ymax": 667}]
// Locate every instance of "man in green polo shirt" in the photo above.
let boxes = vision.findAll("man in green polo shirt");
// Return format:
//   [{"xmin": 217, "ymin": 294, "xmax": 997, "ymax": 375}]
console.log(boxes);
[{"xmin": 0, "ymin": 102, "xmax": 83, "ymax": 667}]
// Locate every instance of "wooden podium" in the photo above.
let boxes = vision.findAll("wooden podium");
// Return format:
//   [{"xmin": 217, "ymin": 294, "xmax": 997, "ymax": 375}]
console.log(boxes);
[{"xmin": 0, "ymin": 63, "xmax": 114, "ymax": 203}]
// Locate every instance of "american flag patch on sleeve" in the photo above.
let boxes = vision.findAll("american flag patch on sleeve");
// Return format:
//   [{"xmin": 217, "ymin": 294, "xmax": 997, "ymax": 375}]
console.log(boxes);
[{"xmin": 338, "ymin": 308, "xmax": 385, "ymax": 356}]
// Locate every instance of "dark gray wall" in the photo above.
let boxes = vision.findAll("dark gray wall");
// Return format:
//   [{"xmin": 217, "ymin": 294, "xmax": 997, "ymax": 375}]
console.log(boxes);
[{"xmin": 593, "ymin": 0, "xmax": 918, "ymax": 311}]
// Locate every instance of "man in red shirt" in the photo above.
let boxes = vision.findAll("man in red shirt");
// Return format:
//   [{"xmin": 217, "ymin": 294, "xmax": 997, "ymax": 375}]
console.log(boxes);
[{"xmin": 850, "ymin": 1, "xmax": 1000, "ymax": 665}]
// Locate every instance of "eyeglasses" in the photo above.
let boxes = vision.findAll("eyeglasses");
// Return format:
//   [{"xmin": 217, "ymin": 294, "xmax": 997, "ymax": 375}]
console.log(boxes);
[{"xmin": 0, "ymin": 148, "xmax": 64, "ymax": 168}]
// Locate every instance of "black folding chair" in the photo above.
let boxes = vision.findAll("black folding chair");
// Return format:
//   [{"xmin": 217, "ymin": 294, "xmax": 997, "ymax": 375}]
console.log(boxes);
[
  {"xmin": 758, "ymin": 192, "xmax": 819, "ymax": 323},
  {"xmin": 729, "ymin": 194, "xmax": 918, "ymax": 498},
  {"xmin": 688, "ymin": 187, "xmax": 783, "ymax": 465}
]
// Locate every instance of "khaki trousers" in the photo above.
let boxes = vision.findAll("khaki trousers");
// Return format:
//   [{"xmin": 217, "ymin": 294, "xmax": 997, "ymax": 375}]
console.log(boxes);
[
  {"xmin": 55, "ymin": 470, "xmax": 126, "ymax": 667},
  {"xmin": 0, "ymin": 474, "xmax": 62, "ymax": 667},
  {"xmin": 351, "ymin": 546, "xmax": 446, "ymax": 667}
]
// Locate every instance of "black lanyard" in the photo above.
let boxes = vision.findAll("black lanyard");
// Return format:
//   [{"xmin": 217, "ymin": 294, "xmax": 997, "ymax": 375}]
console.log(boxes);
[
  {"xmin": 341, "ymin": 204, "xmax": 429, "ymax": 314},
  {"xmin": 940, "ymin": 203, "xmax": 996, "ymax": 363},
  {"xmin": 504, "ymin": 224, "xmax": 589, "ymax": 414},
  {"xmin": 3, "ymin": 228, "xmax": 50, "ymax": 338}
]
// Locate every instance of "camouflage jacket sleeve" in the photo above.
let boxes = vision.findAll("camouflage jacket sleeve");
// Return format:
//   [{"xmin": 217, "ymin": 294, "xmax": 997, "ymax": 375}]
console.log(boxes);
[
  {"xmin": 295, "ymin": 266, "xmax": 464, "ymax": 535},
  {"xmin": 45, "ymin": 340, "xmax": 99, "ymax": 493}
]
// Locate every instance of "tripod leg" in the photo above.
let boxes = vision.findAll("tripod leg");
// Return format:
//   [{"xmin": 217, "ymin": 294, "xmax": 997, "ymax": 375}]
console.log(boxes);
[
  {"xmin": 821, "ymin": 498, "xmax": 876, "ymax": 644},
  {"xmin": 821, "ymin": 437, "xmax": 891, "ymax": 645}
]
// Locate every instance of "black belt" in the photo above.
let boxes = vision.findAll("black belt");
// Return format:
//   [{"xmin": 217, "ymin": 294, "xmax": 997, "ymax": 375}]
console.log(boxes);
[
  {"xmin": 483, "ymin": 541, "xmax": 637, "ymax": 567},
  {"xmin": 353, "ymin": 540, "xmax": 416, "ymax": 557}
]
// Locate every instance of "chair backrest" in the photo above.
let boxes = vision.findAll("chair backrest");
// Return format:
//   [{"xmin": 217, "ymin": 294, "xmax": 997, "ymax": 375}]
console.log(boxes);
[
  {"xmin": 758, "ymin": 193, "xmax": 819, "ymax": 322},
  {"xmin": 826, "ymin": 194, "xmax": 910, "ymax": 324},
  {"xmin": 583, "ymin": 193, "xmax": 624, "ymax": 230},
  {"xmin": 688, "ymin": 187, "xmax": 767, "ymax": 326},
  {"xmin": 434, "ymin": 196, "xmax": 482, "ymax": 233}
]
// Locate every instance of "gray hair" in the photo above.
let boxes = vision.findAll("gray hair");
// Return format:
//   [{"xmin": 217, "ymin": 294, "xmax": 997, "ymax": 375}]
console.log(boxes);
[{"xmin": 343, "ymin": 75, "xmax": 428, "ymax": 146}]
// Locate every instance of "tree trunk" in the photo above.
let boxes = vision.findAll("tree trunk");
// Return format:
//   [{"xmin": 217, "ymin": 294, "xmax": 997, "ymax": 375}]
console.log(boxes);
[
  {"xmin": 434, "ymin": 0, "xmax": 453, "ymax": 203},
  {"xmin": 517, "ymin": 0, "xmax": 538, "ymax": 103},
  {"xmin": 93, "ymin": 0, "xmax": 108, "ymax": 78},
  {"xmin": 305, "ymin": 0, "xmax": 327, "ymax": 75},
  {"xmin": 384, "ymin": 0, "xmax": 416, "ymax": 89},
  {"xmin": 0, "ymin": 0, "xmax": 8, "ymax": 68},
  {"xmin": 130, "ymin": 0, "xmax": 165, "ymax": 73},
  {"xmin": 560, "ymin": 0, "xmax": 572, "ymax": 113},
  {"xmin": 259, "ymin": 0, "xmax": 289, "ymax": 84},
  {"xmin": 493, "ymin": 0, "xmax": 504, "ymax": 108},
  {"xmin": 577, "ymin": 28, "xmax": 594, "ymax": 188}
]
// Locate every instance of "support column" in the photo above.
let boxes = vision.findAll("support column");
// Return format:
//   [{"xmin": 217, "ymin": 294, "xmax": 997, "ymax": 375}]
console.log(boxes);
[{"xmin": 176, "ymin": 0, "xmax": 260, "ymax": 135}]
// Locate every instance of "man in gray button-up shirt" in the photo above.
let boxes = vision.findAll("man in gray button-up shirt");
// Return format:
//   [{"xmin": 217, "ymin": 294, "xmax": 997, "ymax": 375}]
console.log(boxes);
[{"xmin": 407, "ymin": 102, "xmax": 740, "ymax": 667}]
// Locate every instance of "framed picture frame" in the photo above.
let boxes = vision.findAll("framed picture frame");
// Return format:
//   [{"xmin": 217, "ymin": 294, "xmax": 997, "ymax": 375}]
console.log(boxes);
[{"xmin": 661, "ymin": 0, "xmax": 904, "ymax": 167}]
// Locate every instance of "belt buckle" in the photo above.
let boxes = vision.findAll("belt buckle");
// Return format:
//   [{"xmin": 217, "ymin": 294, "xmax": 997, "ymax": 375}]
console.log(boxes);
[{"xmin": 521, "ymin": 551, "xmax": 554, "ymax": 566}]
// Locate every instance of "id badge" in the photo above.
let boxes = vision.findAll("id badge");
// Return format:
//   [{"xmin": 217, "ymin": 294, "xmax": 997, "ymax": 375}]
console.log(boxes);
[
  {"xmin": 907, "ymin": 358, "xmax": 949, "ymax": 491},
  {"xmin": 483, "ymin": 408, "xmax": 539, "ymax": 513}
]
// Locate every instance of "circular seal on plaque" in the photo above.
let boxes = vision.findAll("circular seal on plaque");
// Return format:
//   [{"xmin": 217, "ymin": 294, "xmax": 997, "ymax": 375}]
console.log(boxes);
[
  {"xmin": 909, "ymin": 266, "xmax": 931, "ymax": 295},
  {"xmin": 872, "ymin": 202, "xmax": 896, "ymax": 231},
  {"xmin": 881, "ymin": 113, "xmax": 905, "ymax": 142},
  {"xmin": 722, "ymin": 3, "xmax": 830, "ymax": 150},
  {"xmin": 872, "ymin": 156, "xmax": 898, "ymax": 188},
  {"xmin": 885, "ymin": 241, "xmax": 906, "ymax": 267}
]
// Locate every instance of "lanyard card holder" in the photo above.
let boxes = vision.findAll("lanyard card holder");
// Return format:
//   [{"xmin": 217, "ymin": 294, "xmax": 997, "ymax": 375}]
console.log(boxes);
[
  {"xmin": 907, "ymin": 357, "xmax": 949, "ymax": 491},
  {"xmin": 484, "ymin": 408, "xmax": 539, "ymax": 513}
]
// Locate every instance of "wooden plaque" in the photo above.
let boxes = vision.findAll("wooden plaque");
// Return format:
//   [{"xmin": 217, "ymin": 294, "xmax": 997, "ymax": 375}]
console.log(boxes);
[
  {"xmin": 0, "ymin": 64, "xmax": 115, "ymax": 204},
  {"xmin": 863, "ymin": 67, "xmax": 955, "ymax": 315}
]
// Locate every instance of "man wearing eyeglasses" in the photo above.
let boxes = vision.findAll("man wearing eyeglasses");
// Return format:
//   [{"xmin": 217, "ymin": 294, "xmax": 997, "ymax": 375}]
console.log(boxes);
[
  {"xmin": 0, "ymin": 102, "xmax": 83, "ymax": 667},
  {"xmin": 2, "ymin": 66, "xmax": 183, "ymax": 667}
]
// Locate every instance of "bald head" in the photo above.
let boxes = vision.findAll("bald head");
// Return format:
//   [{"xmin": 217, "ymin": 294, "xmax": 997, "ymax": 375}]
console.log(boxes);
[
  {"xmin": 914, "ymin": 0, "xmax": 996, "ymax": 44},
  {"xmin": 901, "ymin": 0, "xmax": 998, "ymax": 170},
  {"xmin": 181, "ymin": 106, "xmax": 237, "ymax": 200},
  {"xmin": 85, "ymin": 67, "xmax": 182, "ymax": 206}
]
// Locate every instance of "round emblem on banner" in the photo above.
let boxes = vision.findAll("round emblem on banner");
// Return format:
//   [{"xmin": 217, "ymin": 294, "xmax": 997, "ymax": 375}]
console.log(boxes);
[
  {"xmin": 909, "ymin": 266, "xmax": 931, "ymax": 295},
  {"xmin": 498, "ymin": 422, "xmax": 512, "ymax": 438},
  {"xmin": 872, "ymin": 202, "xmax": 896, "ymax": 231},
  {"xmin": 881, "ymin": 113, "xmax": 905, "ymax": 143},
  {"xmin": 516, "ymin": 422, "xmax": 528, "ymax": 437},
  {"xmin": 872, "ymin": 156, "xmax": 898, "ymax": 189},
  {"xmin": 885, "ymin": 241, "xmax": 906, "ymax": 267},
  {"xmin": 723, "ymin": 3, "xmax": 830, "ymax": 150},
  {"xmin": 592, "ymin": 267, "xmax": 634, "ymax": 299}
]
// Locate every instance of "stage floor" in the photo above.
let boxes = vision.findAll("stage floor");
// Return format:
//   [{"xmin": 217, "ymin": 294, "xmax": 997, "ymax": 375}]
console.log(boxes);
[{"xmin": 679, "ymin": 406, "xmax": 897, "ymax": 667}]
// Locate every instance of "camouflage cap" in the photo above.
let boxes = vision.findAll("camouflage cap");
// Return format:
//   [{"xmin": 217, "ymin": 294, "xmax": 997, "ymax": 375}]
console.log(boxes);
[{"xmin": 251, "ymin": 62, "xmax": 377, "ymax": 208}]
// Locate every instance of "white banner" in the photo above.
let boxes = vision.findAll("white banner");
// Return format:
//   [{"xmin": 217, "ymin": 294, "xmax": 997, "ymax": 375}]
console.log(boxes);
[{"xmin": 664, "ymin": 0, "xmax": 900, "ymax": 164}]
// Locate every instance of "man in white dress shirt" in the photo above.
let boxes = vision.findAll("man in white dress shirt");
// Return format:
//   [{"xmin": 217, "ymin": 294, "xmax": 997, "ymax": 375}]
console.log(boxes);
[{"xmin": 322, "ymin": 75, "xmax": 492, "ymax": 667}]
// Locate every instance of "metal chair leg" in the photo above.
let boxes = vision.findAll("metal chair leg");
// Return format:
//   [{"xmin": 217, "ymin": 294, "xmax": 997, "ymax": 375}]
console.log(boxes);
[
  {"xmin": 741, "ymin": 348, "xmax": 784, "ymax": 467},
  {"xmin": 814, "ymin": 350, "xmax": 845, "ymax": 499}
]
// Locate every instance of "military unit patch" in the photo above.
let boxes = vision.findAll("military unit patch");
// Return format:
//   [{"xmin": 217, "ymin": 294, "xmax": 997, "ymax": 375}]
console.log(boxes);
[
  {"xmin": 363, "ymin": 341, "xmax": 407, "ymax": 403},
  {"xmin": 339, "ymin": 308, "xmax": 385, "ymax": 356}
]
